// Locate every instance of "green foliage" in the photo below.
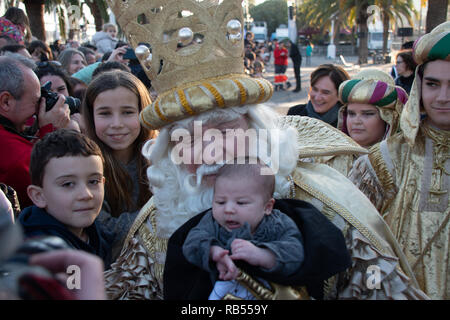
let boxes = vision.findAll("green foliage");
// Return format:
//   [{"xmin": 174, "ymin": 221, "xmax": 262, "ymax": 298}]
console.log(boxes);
[{"xmin": 249, "ymin": 0, "xmax": 288, "ymax": 36}]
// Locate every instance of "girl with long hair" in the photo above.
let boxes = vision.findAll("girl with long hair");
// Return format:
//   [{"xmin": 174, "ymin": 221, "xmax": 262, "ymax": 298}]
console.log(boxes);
[{"xmin": 82, "ymin": 70, "xmax": 156, "ymax": 258}]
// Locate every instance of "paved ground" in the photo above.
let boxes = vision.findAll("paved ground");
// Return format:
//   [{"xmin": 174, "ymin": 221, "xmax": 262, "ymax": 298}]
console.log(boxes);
[{"xmin": 262, "ymin": 54, "xmax": 395, "ymax": 115}]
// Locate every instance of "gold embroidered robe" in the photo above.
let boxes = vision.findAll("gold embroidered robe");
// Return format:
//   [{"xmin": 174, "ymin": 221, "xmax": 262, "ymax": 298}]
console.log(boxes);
[
  {"xmin": 103, "ymin": 117, "xmax": 428, "ymax": 300},
  {"xmin": 349, "ymin": 124, "xmax": 449, "ymax": 299}
]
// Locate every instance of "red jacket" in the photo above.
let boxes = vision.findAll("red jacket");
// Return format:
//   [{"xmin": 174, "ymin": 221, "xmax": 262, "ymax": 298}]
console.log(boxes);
[
  {"xmin": 273, "ymin": 46, "xmax": 289, "ymax": 66},
  {"xmin": 0, "ymin": 121, "xmax": 53, "ymax": 208}
]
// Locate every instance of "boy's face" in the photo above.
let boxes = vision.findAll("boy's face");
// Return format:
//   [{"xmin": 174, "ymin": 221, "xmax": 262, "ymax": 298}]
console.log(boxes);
[
  {"xmin": 34, "ymin": 155, "xmax": 105, "ymax": 237},
  {"xmin": 212, "ymin": 176, "xmax": 274, "ymax": 233},
  {"xmin": 421, "ymin": 59, "xmax": 450, "ymax": 130}
]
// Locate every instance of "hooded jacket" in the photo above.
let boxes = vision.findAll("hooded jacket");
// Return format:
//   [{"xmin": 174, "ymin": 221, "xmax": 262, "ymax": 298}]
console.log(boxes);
[
  {"xmin": 18, "ymin": 205, "xmax": 113, "ymax": 268},
  {"xmin": 91, "ymin": 31, "xmax": 118, "ymax": 54}
]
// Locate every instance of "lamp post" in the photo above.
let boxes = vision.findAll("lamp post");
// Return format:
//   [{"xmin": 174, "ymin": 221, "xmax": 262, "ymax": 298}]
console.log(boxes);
[
  {"xmin": 287, "ymin": 0, "xmax": 297, "ymax": 43},
  {"xmin": 327, "ymin": 12, "xmax": 337, "ymax": 59}
]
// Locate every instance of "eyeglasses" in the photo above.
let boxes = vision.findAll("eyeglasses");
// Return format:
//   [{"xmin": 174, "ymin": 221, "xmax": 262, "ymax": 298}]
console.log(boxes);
[{"xmin": 36, "ymin": 60, "xmax": 62, "ymax": 68}]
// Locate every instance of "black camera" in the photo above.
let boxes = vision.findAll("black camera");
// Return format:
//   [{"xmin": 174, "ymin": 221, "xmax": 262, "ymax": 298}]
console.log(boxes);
[
  {"xmin": 0, "ymin": 236, "xmax": 73, "ymax": 299},
  {"xmin": 41, "ymin": 81, "xmax": 81, "ymax": 115}
]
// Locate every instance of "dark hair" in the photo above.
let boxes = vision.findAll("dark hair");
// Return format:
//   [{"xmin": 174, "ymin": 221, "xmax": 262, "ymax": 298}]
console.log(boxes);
[
  {"xmin": 215, "ymin": 161, "xmax": 275, "ymax": 201},
  {"xmin": 0, "ymin": 44, "xmax": 26, "ymax": 54},
  {"xmin": 396, "ymin": 49, "xmax": 417, "ymax": 72},
  {"xmin": 92, "ymin": 61, "xmax": 131, "ymax": 78},
  {"xmin": 401, "ymin": 41, "xmax": 414, "ymax": 50},
  {"xmin": 3, "ymin": 7, "xmax": 31, "ymax": 42},
  {"xmin": 310, "ymin": 64, "xmax": 350, "ymax": 92},
  {"xmin": 115, "ymin": 41, "xmax": 128, "ymax": 49},
  {"xmin": 101, "ymin": 51, "xmax": 112, "ymax": 62},
  {"xmin": 3, "ymin": 7, "xmax": 29, "ymax": 27},
  {"xmin": 81, "ymin": 42, "xmax": 97, "ymax": 51},
  {"xmin": 78, "ymin": 46, "xmax": 96, "ymax": 59},
  {"xmin": 30, "ymin": 129, "xmax": 104, "ymax": 186},
  {"xmin": 27, "ymin": 40, "xmax": 54, "ymax": 61},
  {"xmin": 82, "ymin": 70, "xmax": 155, "ymax": 217},
  {"xmin": 68, "ymin": 76, "xmax": 87, "ymax": 100},
  {"xmin": 34, "ymin": 63, "xmax": 73, "ymax": 94}
]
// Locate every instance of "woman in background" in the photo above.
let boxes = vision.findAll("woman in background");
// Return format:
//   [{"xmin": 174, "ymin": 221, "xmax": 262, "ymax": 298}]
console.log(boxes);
[
  {"xmin": 287, "ymin": 64, "xmax": 349, "ymax": 128},
  {"xmin": 394, "ymin": 49, "xmax": 417, "ymax": 94},
  {"xmin": 58, "ymin": 48, "xmax": 87, "ymax": 75}
]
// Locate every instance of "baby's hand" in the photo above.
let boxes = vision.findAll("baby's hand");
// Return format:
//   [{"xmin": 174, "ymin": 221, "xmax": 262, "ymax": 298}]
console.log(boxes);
[
  {"xmin": 230, "ymin": 239, "xmax": 276, "ymax": 270},
  {"xmin": 210, "ymin": 245, "xmax": 238, "ymax": 280}
]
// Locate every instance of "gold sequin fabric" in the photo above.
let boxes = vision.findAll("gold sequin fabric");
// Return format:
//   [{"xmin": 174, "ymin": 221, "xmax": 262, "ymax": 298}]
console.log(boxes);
[{"xmin": 350, "ymin": 126, "xmax": 449, "ymax": 299}]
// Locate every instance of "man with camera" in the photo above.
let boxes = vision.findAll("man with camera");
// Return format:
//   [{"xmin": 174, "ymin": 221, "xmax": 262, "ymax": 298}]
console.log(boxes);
[{"xmin": 0, "ymin": 53, "xmax": 73, "ymax": 208}]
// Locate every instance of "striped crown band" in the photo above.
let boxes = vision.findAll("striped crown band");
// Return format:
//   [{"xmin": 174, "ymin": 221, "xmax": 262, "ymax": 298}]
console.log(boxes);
[
  {"xmin": 140, "ymin": 74, "xmax": 274, "ymax": 130},
  {"xmin": 413, "ymin": 21, "xmax": 450, "ymax": 65},
  {"xmin": 339, "ymin": 79, "xmax": 407, "ymax": 108}
]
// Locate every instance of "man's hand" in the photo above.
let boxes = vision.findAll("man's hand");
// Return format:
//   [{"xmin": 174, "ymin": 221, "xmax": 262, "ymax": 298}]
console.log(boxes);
[
  {"xmin": 37, "ymin": 95, "xmax": 70, "ymax": 129},
  {"xmin": 210, "ymin": 245, "xmax": 239, "ymax": 280},
  {"xmin": 230, "ymin": 239, "xmax": 276, "ymax": 270},
  {"xmin": 107, "ymin": 45, "xmax": 129, "ymax": 65}
]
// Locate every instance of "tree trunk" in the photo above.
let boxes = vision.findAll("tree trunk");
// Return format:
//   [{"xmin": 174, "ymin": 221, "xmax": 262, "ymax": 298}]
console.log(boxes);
[
  {"xmin": 23, "ymin": 0, "xmax": 46, "ymax": 42},
  {"xmin": 426, "ymin": 0, "xmax": 448, "ymax": 33},
  {"xmin": 382, "ymin": 10, "xmax": 389, "ymax": 57},
  {"xmin": 357, "ymin": 2, "xmax": 370, "ymax": 65},
  {"xmin": 85, "ymin": 0, "xmax": 104, "ymax": 32}
]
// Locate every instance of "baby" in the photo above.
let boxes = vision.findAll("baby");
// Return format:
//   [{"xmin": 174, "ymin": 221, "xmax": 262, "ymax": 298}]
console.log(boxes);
[{"xmin": 182, "ymin": 162, "xmax": 304, "ymax": 299}]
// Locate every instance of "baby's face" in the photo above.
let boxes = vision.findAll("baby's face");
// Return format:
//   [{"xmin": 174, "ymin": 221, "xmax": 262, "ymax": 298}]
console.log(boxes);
[
  {"xmin": 212, "ymin": 176, "xmax": 273, "ymax": 233},
  {"xmin": 106, "ymin": 27, "xmax": 117, "ymax": 38}
]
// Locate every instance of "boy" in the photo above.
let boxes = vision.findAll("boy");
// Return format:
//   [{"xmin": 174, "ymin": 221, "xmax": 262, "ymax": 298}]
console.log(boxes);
[
  {"xmin": 18, "ymin": 129, "xmax": 112, "ymax": 268},
  {"xmin": 182, "ymin": 162, "xmax": 304, "ymax": 299}
]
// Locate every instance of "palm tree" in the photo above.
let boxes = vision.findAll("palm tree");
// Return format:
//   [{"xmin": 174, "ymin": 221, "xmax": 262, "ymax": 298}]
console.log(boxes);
[
  {"xmin": 355, "ymin": 0, "xmax": 373, "ymax": 64},
  {"xmin": 298, "ymin": 0, "xmax": 419, "ymax": 64},
  {"xmin": 426, "ymin": 0, "xmax": 448, "ymax": 33},
  {"xmin": 297, "ymin": 0, "xmax": 350, "ymax": 46},
  {"xmin": 378, "ymin": 0, "xmax": 417, "ymax": 57},
  {"xmin": 20, "ymin": 0, "xmax": 109, "ymax": 42},
  {"xmin": 299, "ymin": 0, "xmax": 375, "ymax": 64},
  {"xmin": 23, "ymin": 0, "xmax": 46, "ymax": 41}
]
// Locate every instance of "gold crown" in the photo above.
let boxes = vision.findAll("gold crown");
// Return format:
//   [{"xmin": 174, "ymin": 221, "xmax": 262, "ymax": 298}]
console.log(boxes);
[{"xmin": 106, "ymin": 0, "xmax": 273, "ymax": 129}]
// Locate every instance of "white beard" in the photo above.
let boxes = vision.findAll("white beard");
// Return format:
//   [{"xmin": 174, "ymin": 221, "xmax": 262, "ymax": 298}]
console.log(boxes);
[{"xmin": 148, "ymin": 158, "xmax": 223, "ymax": 239}]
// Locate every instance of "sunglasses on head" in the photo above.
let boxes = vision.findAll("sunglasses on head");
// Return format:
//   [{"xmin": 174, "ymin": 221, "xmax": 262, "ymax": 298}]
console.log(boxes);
[{"xmin": 36, "ymin": 60, "xmax": 62, "ymax": 68}]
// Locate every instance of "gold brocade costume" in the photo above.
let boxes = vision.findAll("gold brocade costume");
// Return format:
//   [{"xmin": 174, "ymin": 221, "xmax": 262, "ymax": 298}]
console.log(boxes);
[
  {"xmin": 348, "ymin": 21, "xmax": 450, "ymax": 299},
  {"xmin": 104, "ymin": 117, "xmax": 427, "ymax": 300},
  {"xmin": 350, "ymin": 124, "xmax": 449, "ymax": 299}
]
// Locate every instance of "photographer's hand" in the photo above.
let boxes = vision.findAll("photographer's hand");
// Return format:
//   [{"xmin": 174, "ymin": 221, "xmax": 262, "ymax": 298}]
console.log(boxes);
[
  {"xmin": 107, "ymin": 45, "xmax": 129, "ymax": 64},
  {"xmin": 29, "ymin": 249, "xmax": 106, "ymax": 300},
  {"xmin": 37, "ymin": 94, "xmax": 70, "ymax": 129}
]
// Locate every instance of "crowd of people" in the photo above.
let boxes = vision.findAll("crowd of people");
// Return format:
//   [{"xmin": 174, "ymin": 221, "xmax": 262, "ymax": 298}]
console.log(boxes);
[{"xmin": 0, "ymin": 3, "xmax": 448, "ymax": 301}]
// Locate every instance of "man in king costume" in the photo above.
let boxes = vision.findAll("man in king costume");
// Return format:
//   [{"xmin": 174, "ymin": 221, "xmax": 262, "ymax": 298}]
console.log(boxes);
[
  {"xmin": 103, "ymin": 0, "xmax": 427, "ymax": 300},
  {"xmin": 349, "ymin": 21, "xmax": 450, "ymax": 299}
]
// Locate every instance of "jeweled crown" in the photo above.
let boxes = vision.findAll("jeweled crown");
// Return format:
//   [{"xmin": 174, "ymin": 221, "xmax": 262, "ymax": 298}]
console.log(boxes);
[{"xmin": 106, "ymin": 0, "xmax": 273, "ymax": 129}]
